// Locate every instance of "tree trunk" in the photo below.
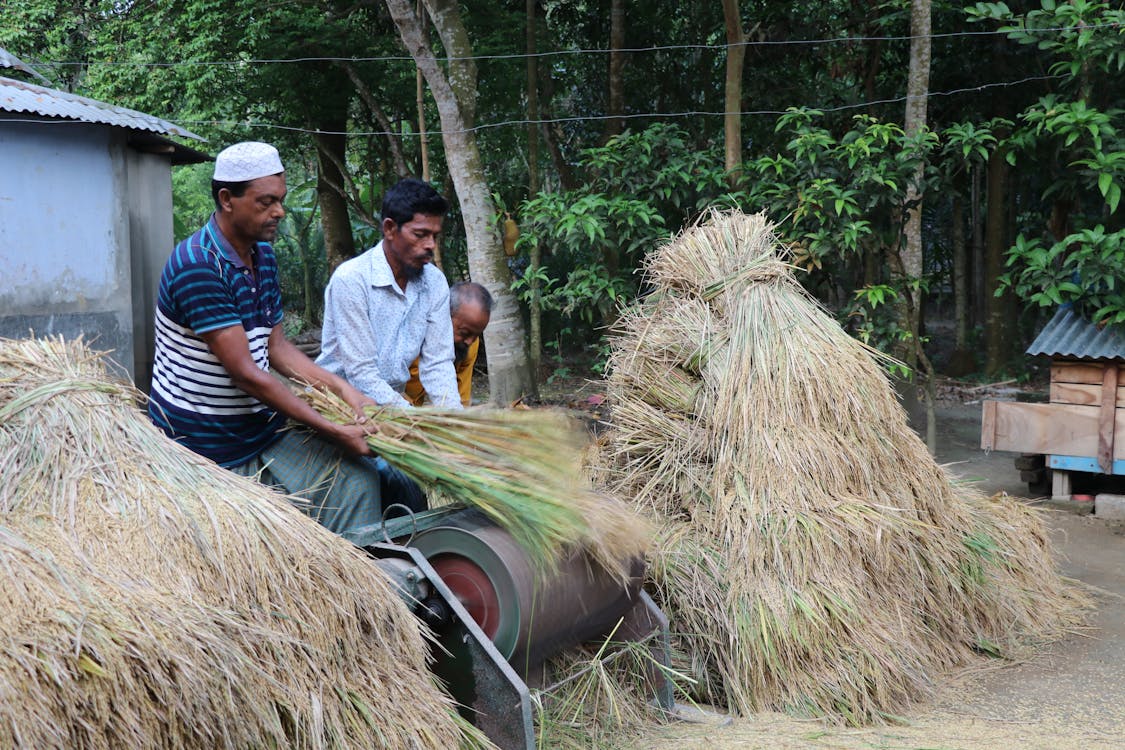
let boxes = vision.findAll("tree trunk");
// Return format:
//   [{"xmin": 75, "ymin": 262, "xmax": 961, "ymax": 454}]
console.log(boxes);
[
  {"xmin": 983, "ymin": 29, "xmax": 1018, "ymax": 377},
  {"xmin": 526, "ymin": 0, "xmax": 542, "ymax": 398},
  {"xmin": 945, "ymin": 192, "xmax": 978, "ymax": 377},
  {"xmin": 984, "ymin": 141, "xmax": 1016, "ymax": 376},
  {"xmin": 423, "ymin": 0, "xmax": 478, "ymax": 128},
  {"xmin": 526, "ymin": 0, "xmax": 540, "ymax": 198},
  {"xmin": 902, "ymin": 0, "xmax": 933, "ymax": 450},
  {"xmin": 603, "ymin": 0, "xmax": 625, "ymax": 141},
  {"xmin": 864, "ymin": 37, "xmax": 882, "ymax": 117},
  {"xmin": 1048, "ymin": 197, "xmax": 1072, "ymax": 241},
  {"xmin": 539, "ymin": 68, "xmax": 578, "ymax": 190},
  {"xmin": 971, "ymin": 164, "xmax": 985, "ymax": 326},
  {"xmin": 721, "ymin": 0, "xmax": 745, "ymax": 182},
  {"xmin": 416, "ymin": 0, "xmax": 430, "ymax": 181},
  {"xmin": 899, "ymin": 0, "xmax": 931, "ymax": 368},
  {"xmin": 313, "ymin": 128, "xmax": 357, "ymax": 273},
  {"xmin": 386, "ymin": 0, "xmax": 533, "ymax": 404},
  {"xmin": 952, "ymin": 193, "xmax": 968, "ymax": 351}
]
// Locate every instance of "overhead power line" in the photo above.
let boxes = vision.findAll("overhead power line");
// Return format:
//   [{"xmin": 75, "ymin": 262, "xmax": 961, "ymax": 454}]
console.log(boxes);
[
  {"xmin": 177, "ymin": 74, "xmax": 1066, "ymax": 136},
  {"xmin": 2, "ymin": 73, "xmax": 1062, "ymax": 138},
  {"xmin": 34, "ymin": 23, "xmax": 1122, "ymax": 68}
]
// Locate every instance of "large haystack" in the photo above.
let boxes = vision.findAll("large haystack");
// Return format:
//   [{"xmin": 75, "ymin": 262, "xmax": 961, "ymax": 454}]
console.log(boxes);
[
  {"xmin": 594, "ymin": 210, "xmax": 1083, "ymax": 723},
  {"xmin": 0, "ymin": 337, "xmax": 484, "ymax": 748}
]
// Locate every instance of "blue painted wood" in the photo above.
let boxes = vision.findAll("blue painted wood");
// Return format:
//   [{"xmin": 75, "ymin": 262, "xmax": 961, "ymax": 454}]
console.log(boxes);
[{"xmin": 1047, "ymin": 454, "xmax": 1125, "ymax": 476}]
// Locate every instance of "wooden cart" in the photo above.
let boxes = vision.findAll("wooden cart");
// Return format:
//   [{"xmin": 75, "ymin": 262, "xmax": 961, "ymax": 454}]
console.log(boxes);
[{"xmin": 982, "ymin": 360, "xmax": 1124, "ymax": 498}]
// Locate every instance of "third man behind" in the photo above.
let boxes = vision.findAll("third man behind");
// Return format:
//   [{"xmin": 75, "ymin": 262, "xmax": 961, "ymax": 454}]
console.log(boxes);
[{"xmin": 404, "ymin": 281, "xmax": 492, "ymax": 407}]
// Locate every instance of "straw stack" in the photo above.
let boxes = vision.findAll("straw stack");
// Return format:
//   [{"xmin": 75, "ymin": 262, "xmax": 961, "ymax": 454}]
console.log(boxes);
[
  {"xmin": 593, "ymin": 209, "xmax": 1083, "ymax": 723},
  {"xmin": 0, "ymin": 337, "xmax": 486, "ymax": 749}
]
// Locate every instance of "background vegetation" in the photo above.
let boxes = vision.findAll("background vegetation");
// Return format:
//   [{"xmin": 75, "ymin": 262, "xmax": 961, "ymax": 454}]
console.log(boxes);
[{"xmin": 3, "ymin": 0, "xmax": 1122, "ymax": 387}]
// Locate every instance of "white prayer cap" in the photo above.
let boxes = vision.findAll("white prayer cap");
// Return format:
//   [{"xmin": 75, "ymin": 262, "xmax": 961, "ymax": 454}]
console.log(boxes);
[{"xmin": 213, "ymin": 141, "xmax": 284, "ymax": 182}]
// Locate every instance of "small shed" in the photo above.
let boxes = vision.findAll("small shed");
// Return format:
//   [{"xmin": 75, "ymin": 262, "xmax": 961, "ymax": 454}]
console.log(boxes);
[
  {"xmin": 0, "ymin": 50, "xmax": 209, "ymax": 390},
  {"xmin": 981, "ymin": 306, "xmax": 1125, "ymax": 499}
]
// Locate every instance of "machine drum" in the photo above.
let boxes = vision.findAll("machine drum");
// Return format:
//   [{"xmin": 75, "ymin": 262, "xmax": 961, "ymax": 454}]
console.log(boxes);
[{"xmin": 411, "ymin": 509, "xmax": 644, "ymax": 674}]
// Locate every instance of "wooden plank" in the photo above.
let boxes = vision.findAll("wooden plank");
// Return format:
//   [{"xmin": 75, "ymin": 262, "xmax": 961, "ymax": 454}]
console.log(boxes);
[
  {"xmin": 1051, "ymin": 361, "xmax": 1108, "ymax": 385},
  {"xmin": 1050, "ymin": 381, "xmax": 1125, "ymax": 407},
  {"xmin": 981, "ymin": 400, "xmax": 1125, "ymax": 458},
  {"xmin": 1052, "ymin": 469, "xmax": 1072, "ymax": 500},
  {"xmin": 1098, "ymin": 365, "xmax": 1119, "ymax": 473},
  {"xmin": 1048, "ymin": 454, "xmax": 1125, "ymax": 476},
  {"xmin": 980, "ymin": 400, "xmax": 997, "ymax": 450}
]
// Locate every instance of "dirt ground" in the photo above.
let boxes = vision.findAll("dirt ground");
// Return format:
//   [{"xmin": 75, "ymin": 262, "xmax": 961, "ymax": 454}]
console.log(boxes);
[{"xmin": 622, "ymin": 391, "xmax": 1125, "ymax": 750}]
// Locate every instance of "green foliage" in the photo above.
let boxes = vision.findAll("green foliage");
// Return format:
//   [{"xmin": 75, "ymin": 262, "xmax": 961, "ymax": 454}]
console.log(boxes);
[
  {"xmin": 512, "ymin": 125, "xmax": 729, "ymax": 361},
  {"xmin": 171, "ymin": 163, "xmax": 216, "ymax": 242},
  {"xmin": 941, "ymin": 120, "xmax": 1001, "ymax": 164},
  {"xmin": 968, "ymin": 0, "xmax": 1125, "ymax": 84},
  {"xmin": 844, "ymin": 281, "xmax": 927, "ymax": 376},
  {"xmin": 973, "ymin": 0, "xmax": 1125, "ymax": 327},
  {"xmin": 999, "ymin": 226, "xmax": 1125, "ymax": 325},
  {"xmin": 7, "ymin": 0, "xmax": 1124, "ymax": 381},
  {"xmin": 511, "ymin": 188, "xmax": 652, "ymax": 331},
  {"xmin": 273, "ymin": 178, "xmax": 328, "ymax": 327},
  {"xmin": 742, "ymin": 110, "xmax": 935, "ymax": 277}
]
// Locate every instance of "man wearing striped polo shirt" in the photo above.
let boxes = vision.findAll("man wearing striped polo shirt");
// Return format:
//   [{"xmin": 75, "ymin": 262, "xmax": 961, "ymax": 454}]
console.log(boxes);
[{"xmin": 148, "ymin": 141, "xmax": 384, "ymax": 539}]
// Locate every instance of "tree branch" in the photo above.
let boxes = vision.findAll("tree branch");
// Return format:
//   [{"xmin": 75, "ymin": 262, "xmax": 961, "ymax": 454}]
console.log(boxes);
[{"xmin": 338, "ymin": 61, "xmax": 410, "ymax": 178}]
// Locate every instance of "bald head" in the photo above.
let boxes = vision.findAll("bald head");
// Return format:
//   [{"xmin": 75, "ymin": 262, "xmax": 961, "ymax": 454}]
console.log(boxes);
[{"xmin": 450, "ymin": 282, "xmax": 492, "ymax": 363}]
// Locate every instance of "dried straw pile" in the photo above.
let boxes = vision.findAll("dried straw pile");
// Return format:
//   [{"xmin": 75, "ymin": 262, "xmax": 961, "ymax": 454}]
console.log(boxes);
[
  {"xmin": 0, "ymin": 337, "xmax": 484, "ymax": 749},
  {"xmin": 594, "ymin": 209, "xmax": 1083, "ymax": 723}
]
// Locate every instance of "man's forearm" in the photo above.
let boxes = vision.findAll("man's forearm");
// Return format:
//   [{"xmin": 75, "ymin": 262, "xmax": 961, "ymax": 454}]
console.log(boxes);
[
  {"xmin": 271, "ymin": 336, "xmax": 348, "ymax": 395},
  {"xmin": 199, "ymin": 324, "xmax": 366, "ymax": 455},
  {"xmin": 229, "ymin": 364, "xmax": 348, "ymax": 437}
]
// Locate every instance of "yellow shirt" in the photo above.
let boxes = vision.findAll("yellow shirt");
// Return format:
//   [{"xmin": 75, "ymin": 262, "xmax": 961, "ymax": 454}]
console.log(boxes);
[{"xmin": 404, "ymin": 338, "xmax": 478, "ymax": 407}]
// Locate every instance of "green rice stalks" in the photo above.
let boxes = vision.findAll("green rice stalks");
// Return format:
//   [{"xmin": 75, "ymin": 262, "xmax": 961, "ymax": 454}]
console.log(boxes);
[{"xmin": 298, "ymin": 386, "xmax": 650, "ymax": 581}]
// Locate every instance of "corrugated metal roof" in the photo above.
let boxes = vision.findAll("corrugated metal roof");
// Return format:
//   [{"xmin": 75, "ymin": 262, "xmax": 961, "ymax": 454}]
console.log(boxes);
[
  {"xmin": 0, "ymin": 75, "xmax": 202, "ymax": 140},
  {"xmin": 1026, "ymin": 306, "xmax": 1125, "ymax": 361},
  {"xmin": 0, "ymin": 48, "xmax": 50, "ymax": 83}
]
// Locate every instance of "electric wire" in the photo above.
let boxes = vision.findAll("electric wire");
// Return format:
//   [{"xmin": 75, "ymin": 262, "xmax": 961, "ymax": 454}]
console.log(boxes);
[
  {"xmin": 27, "ymin": 22, "xmax": 1124, "ymax": 68},
  {"xmin": 0, "ymin": 72, "xmax": 1063, "ymax": 138}
]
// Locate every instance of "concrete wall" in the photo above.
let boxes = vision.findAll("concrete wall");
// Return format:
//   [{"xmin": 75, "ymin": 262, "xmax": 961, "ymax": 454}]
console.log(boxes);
[
  {"xmin": 125, "ymin": 146, "xmax": 176, "ymax": 392},
  {"xmin": 0, "ymin": 120, "xmax": 175, "ymax": 388}
]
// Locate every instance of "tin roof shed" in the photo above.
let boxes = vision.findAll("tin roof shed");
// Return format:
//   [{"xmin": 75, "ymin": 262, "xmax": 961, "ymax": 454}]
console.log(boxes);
[
  {"xmin": 1026, "ymin": 307, "xmax": 1125, "ymax": 362},
  {"xmin": 1, "ymin": 52, "xmax": 211, "ymax": 389},
  {"xmin": 0, "ymin": 47, "xmax": 49, "ymax": 83},
  {"xmin": 0, "ymin": 73, "xmax": 209, "ymax": 163}
]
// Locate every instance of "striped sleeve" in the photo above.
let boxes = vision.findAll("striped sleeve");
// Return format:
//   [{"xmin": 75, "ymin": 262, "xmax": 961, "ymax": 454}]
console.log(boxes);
[{"xmin": 160, "ymin": 241, "xmax": 242, "ymax": 334}]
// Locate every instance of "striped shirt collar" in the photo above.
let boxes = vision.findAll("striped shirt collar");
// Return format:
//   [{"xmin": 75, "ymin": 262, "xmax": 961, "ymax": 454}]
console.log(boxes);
[{"xmin": 203, "ymin": 213, "xmax": 260, "ymax": 271}]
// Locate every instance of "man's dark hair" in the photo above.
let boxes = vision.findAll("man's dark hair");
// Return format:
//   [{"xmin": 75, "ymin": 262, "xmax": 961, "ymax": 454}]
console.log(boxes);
[
  {"xmin": 211, "ymin": 180, "xmax": 250, "ymax": 209},
  {"xmin": 450, "ymin": 281, "xmax": 493, "ymax": 314},
  {"xmin": 381, "ymin": 178, "xmax": 449, "ymax": 227}
]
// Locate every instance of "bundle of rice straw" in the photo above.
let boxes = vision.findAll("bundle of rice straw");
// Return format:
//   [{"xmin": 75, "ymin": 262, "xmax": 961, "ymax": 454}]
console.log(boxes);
[
  {"xmin": 301, "ymin": 387, "xmax": 650, "ymax": 580},
  {"xmin": 0, "ymin": 337, "xmax": 488, "ymax": 749},
  {"xmin": 591, "ymin": 209, "xmax": 1085, "ymax": 724}
]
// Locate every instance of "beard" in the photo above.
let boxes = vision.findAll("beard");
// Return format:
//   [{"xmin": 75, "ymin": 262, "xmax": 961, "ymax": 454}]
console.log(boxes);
[
  {"xmin": 256, "ymin": 221, "xmax": 279, "ymax": 242},
  {"xmin": 453, "ymin": 340, "xmax": 469, "ymax": 364}
]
